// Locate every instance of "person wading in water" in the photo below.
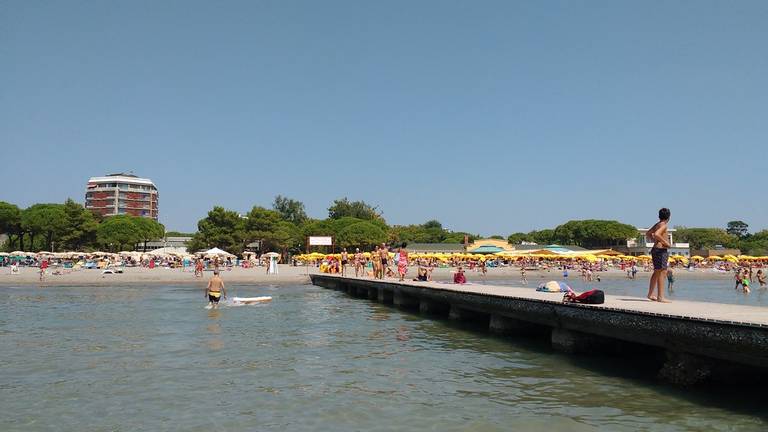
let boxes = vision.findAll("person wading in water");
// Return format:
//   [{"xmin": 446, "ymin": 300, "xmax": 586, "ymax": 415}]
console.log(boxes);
[{"xmin": 206, "ymin": 270, "xmax": 227, "ymax": 309}]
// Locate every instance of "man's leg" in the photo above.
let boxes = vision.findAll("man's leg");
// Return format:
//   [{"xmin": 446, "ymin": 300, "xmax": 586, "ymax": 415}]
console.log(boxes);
[
  {"xmin": 657, "ymin": 270, "xmax": 669, "ymax": 302},
  {"xmin": 648, "ymin": 271, "xmax": 659, "ymax": 300}
]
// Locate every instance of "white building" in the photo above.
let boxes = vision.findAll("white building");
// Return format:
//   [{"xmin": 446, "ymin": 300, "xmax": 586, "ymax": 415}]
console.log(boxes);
[{"xmin": 85, "ymin": 173, "xmax": 159, "ymax": 220}]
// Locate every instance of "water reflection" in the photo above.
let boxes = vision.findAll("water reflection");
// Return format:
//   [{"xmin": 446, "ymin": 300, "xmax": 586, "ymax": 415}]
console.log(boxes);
[{"xmin": 0, "ymin": 284, "xmax": 766, "ymax": 432}]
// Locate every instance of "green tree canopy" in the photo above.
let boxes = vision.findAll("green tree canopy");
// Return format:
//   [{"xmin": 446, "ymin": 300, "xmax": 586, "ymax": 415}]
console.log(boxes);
[
  {"xmin": 441, "ymin": 231, "xmax": 479, "ymax": 244},
  {"xmin": 738, "ymin": 230, "xmax": 768, "ymax": 255},
  {"xmin": 337, "ymin": 221, "xmax": 387, "ymax": 249},
  {"xmin": 529, "ymin": 229, "xmax": 557, "ymax": 245},
  {"xmin": 165, "ymin": 231, "xmax": 195, "ymax": 237},
  {"xmin": 675, "ymin": 227, "xmax": 737, "ymax": 250},
  {"xmin": 328, "ymin": 198, "xmax": 382, "ymax": 221},
  {"xmin": 134, "ymin": 217, "xmax": 166, "ymax": 251},
  {"xmin": 272, "ymin": 195, "xmax": 308, "ymax": 225},
  {"xmin": 551, "ymin": 220, "xmax": 637, "ymax": 248},
  {"xmin": 0, "ymin": 201, "xmax": 24, "ymax": 250},
  {"xmin": 244, "ymin": 206, "xmax": 301, "ymax": 252},
  {"xmin": 507, "ymin": 232, "xmax": 532, "ymax": 245},
  {"xmin": 187, "ymin": 206, "xmax": 246, "ymax": 254},
  {"xmin": 726, "ymin": 221, "xmax": 749, "ymax": 238},
  {"xmin": 59, "ymin": 199, "xmax": 99, "ymax": 251},
  {"xmin": 21, "ymin": 203, "xmax": 68, "ymax": 251},
  {"xmin": 97, "ymin": 215, "xmax": 142, "ymax": 251}
]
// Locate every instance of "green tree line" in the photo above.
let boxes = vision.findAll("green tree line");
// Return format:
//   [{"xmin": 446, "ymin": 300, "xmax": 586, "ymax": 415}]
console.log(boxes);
[
  {"xmin": 0, "ymin": 199, "xmax": 164, "ymax": 252},
  {"xmin": 5, "ymin": 196, "xmax": 766, "ymax": 256},
  {"xmin": 507, "ymin": 219, "xmax": 768, "ymax": 255},
  {"xmin": 186, "ymin": 196, "xmax": 481, "ymax": 255}
]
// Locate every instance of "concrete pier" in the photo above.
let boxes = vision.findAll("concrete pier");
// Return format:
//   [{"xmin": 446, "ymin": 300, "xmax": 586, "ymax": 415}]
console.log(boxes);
[{"xmin": 310, "ymin": 274, "xmax": 768, "ymax": 384}]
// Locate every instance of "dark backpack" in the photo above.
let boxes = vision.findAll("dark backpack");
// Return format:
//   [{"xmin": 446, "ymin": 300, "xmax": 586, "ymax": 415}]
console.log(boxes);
[{"xmin": 564, "ymin": 289, "xmax": 604, "ymax": 304}]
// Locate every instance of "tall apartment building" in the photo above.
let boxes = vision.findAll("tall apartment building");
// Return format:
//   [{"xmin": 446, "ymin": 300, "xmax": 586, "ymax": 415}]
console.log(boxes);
[{"xmin": 85, "ymin": 173, "xmax": 159, "ymax": 220}]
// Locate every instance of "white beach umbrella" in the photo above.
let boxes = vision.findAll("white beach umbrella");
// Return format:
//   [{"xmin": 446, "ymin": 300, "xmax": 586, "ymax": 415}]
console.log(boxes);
[{"xmin": 202, "ymin": 247, "xmax": 235, "ymax": 258}]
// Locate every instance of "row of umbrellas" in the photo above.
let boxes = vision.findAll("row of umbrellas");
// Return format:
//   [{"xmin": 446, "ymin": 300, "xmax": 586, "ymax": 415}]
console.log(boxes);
[
  {"xmin": 295, "ymin": 251, "xmax": 768, "ymax": 263},
  {"xmin": 0, "ymin": 248, "xmax": 280, "ymax": 261}
]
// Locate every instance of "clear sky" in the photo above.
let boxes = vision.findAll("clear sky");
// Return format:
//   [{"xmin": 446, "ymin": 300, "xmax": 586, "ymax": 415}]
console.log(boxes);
[{"xmin": 2, "ymin": 1, "xmax": 767, "ymax": 235}]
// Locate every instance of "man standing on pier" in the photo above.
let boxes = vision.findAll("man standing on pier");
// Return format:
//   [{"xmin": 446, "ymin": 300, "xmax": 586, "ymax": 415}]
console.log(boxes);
[
  {"xmin": 379, "ymin": 243, "xmax": 389, "ymax": 278},
  {"xmin": 646, "ymin": 208, "xmax": 672, "ymax": 303}
]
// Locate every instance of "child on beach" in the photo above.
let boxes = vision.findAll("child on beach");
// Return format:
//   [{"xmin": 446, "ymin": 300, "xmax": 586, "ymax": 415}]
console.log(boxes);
[
  {"xmin": 667, "ymin": 268, "xmax": 675, "ymax": 293},
  {"xmin": 757, "ymin": 270, "xmax": 766, "ymax": 288},
  {"xmin": 646, "ymin": 208, "xmax": 672, "ymax": 303}
]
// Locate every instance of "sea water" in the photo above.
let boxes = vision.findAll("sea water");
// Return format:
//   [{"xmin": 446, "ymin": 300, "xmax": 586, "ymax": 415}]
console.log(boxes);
[{"xmin": 0, "ymin": 284, "xmax": 765, "ymax": 431}]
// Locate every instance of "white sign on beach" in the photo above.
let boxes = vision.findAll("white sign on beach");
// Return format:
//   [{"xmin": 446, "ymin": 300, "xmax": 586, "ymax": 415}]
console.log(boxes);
[{"xmin": 309, "ymin": 236, "xmax": 333, "ymax": 246}]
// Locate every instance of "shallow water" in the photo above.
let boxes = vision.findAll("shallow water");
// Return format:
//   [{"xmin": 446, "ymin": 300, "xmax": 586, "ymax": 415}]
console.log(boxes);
[{"xmin": 1, "ymin": 284, "xmax": 765, "ymax": 431}]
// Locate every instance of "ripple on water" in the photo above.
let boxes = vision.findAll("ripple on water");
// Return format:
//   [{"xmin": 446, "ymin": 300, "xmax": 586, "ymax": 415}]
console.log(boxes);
[{"xmin": 0, "ymin": 284, "xmax": 766, "ymax": 432}]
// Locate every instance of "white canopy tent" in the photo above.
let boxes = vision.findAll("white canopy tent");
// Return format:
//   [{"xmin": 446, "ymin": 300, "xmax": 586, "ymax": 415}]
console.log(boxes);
[
  {"xmin": 200, "ymin": 247, "xmax": 235, "ymax": 258},
  {"xmin": 147, "ymin": 247, "xmax": 189, "ymax": 256}
]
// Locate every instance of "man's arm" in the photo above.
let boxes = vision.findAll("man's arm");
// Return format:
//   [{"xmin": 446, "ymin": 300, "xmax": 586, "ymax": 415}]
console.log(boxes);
[{"xmin": 221, "ymin": 283, "xmax": 226, "ymax": 299}]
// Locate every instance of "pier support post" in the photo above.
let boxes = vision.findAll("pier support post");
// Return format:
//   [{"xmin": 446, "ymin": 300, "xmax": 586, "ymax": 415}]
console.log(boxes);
[
  {"xmin": 449, "ymin": 305, "xmax": 489, "ymax": 323},
  {"xmin": 551, "ymin": 328, "xmax": 614, "ymax": 354},
  {"xmin": 419, "ymin": 299, "xmax": 449, "ymax": 316},
  {"xmin": 393, "ymin": 289, "xmax": 419, "ymax": 309},
  {"xmin": 378, "ymin": 287, "xmax": 393, "ymax": 304},
  {"xmin": 658, "ymin": 351, "xmax": 714, "ymax": 386},
  {"xmin": 367, "ymin": 287, "xmax": 378, "ymax": 301},
  {"xmin": 489, "ymin": 314, "xmax": 535, "ymax": 335}
]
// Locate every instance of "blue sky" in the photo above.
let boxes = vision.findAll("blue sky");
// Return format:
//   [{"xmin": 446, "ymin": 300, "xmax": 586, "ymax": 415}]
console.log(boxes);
[{"xmin": 2, "ymin": 1, "xmax": 767, "ymax": 235}]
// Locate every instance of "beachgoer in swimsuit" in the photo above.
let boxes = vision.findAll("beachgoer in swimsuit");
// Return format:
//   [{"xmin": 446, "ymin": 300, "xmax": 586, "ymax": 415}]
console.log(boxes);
[
  {"xmin": 453, "ymin": 267, "xmax": 466, "ymax": 284},
  {"xmin": 206, "ymin": 270, "xmax": 226, "ymax": 309},
  {"xmin": 354, "ymin": 248, "xmax": 364, "ymax": 277},
  {"xmin": 646, "ymin": 207, "xmax": 671, "ymax": 303},
  {"xmin": 757, "ymin": 270, "xmax": 766, "ymax": 288},
  {"xmin": 341, "ymin": 248, "xmax": 348, "ymax": 277},
  {"xmin": 39, "ymin": 259, "xmax": 48, "ymax": 281},
  {"xmin": 667, "ymin": 268, "xmax": 674, "ymax": 293},
  {"xmin": 372, "ymin": 246, "xmax": 381, "ymax": 279},
  {"xmin": 397, "ymin": 244, "xmax": 408, "ymax": 281},
  {"xmin": 379, "ymin": 243, "xmax": 389, "ymax": 277}
]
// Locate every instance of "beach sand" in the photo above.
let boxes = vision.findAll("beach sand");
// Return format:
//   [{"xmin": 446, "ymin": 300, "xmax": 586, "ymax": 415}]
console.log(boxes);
[{"xmin": 0, "ymin": 264, "xmax": 733, "ymax": 287}]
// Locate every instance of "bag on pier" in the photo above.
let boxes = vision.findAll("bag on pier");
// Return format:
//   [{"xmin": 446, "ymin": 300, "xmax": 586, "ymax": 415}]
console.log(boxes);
[{"xmin": 563, "ymin": 289, "xmax": 604, "ymax": 305}]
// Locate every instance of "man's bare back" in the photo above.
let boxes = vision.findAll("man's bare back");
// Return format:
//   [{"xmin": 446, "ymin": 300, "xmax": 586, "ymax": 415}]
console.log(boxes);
[{"xmin": 206, "ymin": 271, "xmax": 226, "ymax": 308}]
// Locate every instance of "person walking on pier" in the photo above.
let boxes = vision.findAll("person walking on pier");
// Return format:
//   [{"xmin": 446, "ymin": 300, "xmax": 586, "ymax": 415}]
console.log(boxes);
[
  {"xmin": 646, "ymin": 207, "xmax": 671, "ymax": 303},
  {"xmin": 372, "ymin": 246, "xmax": 382, "ymax": 279},
  {"xmin": 397, "ymin": 243, "xmax": 408, "ymax": 281},
  {"xmin": 379, "ymin": 243, "xmax": 390, "ymax": 278},
  {"xmin": 340, "ymin": 248, "xmax": 349, "ymax": 277},
  {"xmin": 354, "ymin": 248, "xmax": 364, "ymax": 277}
]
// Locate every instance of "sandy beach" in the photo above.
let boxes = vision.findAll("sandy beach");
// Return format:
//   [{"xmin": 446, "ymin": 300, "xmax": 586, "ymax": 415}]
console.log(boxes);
[{"xmin": 0, "ymin": 264, "xmax": 735, "ymax": 287}]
